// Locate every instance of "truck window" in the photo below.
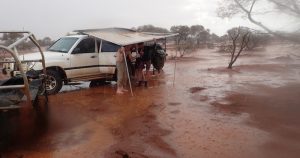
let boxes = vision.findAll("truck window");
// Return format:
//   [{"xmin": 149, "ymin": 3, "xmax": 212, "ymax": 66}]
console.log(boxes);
[
  {"xmin": 48, "ymin": 37, "xmax": 78, "ymax": 53},
  {"xmin": 73, "ymin": 38, "xmax": 95, "ymax": 54},
  {"xmin": 101, "ymin": 40, "xmax": 120, "ymax": 52}
]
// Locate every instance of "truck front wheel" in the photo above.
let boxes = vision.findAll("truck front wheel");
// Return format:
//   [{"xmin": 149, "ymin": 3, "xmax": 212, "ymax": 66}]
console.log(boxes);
[{"xmin": 46, "ymin": 70, "xmax": 63, "ymax": 95}]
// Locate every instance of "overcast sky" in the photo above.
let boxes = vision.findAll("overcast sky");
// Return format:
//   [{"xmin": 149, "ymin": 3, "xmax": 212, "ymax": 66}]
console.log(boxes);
[{"xmin": 0, "ymin": 0, "xmax": 298, "ymax": 39}]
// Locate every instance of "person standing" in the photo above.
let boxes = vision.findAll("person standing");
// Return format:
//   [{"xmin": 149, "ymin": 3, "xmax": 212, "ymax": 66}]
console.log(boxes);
[
  {"xmin": 127, "ymin": 45, "xmax": 135, "ymax": 78},
  {"xmin": 116, "ymin": 46, "xmax": 128, "ymax": 94},
  {"xmin": 140, "ymin": 44, "xmax": 152, "ymax": 87},
  {"xmin": 136, "ymin": 47, "xmax": 145, "ymax": 86}
]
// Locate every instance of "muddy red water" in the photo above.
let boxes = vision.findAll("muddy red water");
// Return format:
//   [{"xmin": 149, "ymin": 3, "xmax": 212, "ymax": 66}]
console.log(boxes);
[{"xmin": 1, "ymin": 43, "xmax": 300, "ymax": 158}]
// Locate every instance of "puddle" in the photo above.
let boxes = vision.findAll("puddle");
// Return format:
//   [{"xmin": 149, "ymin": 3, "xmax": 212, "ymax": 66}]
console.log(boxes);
[
  {"xmin": 168, "ymin": 102, "xmax": 181, "ymax": 106},
  {"xmin": 189, "ymin": 87, "xmax": 205, "ymax": 93}
]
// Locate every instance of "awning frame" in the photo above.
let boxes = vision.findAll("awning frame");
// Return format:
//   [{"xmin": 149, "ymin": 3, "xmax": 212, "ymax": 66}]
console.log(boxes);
[{"xmin": 74, "ymin": 27, "xmax": 178, "ymax": 46}]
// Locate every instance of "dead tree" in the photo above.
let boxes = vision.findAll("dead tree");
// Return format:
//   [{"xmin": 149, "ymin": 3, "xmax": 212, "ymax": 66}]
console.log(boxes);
[
  {"xmin": 227, "ymin": 27, "xmax": 251, "ymax": 69},
  {"xmin": 176, "ymin": 38, "xmax": 195, "ymax": 57},
  {"xmin": 218, "ymin": 0, "xmax": 300, "ymax": 43},
  {"xmin": 171, "ymin": 25, "xmax": 195, "ymax": 57}
]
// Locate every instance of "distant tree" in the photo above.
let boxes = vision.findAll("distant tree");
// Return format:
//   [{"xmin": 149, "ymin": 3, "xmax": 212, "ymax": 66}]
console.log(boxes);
[
  {"xmin": 190, "ymin": 25, "xmax": 204, "ymax": 36},
  {"xmin": 18, "ymin": 37, "xmax": 53, "ymax": 50},
  {"xmin": 43, "ymin": 37, "xmax": 52, "ymax": 45},
  {"xmin": 189, "ymin": 25, "xmax": 213, "ymax": 48},
  {"xmin": 226, "ymin": 27, "xmax": 251, "ymax": 69},
  {"xmin": 246, "ymin": 30, "xmax": 271, "ymax": 50},
  {"xmin": 199, "ymin": 29, "xmax": 210, "ymax": 45},
  {"xmin": 39, "ymin": 37, "xmax": 53, "ymax": 46},
  {"xmin": 17, "ymin": 40, "xmax": 35, "ymax": 50},
  {"xmin": 0, "ymin": 33, "xmax": 53, "ymax": 50},
  {"xmin": 217, "ymin": 0, "xmax": 300, "ymax": 42},
  {"xmin": 170, "ymin": 25, "xmax": 190, "ymax": 45},
  {"xmin": 2, "ymin": 33, "xmax": 23, "ymax": 46},
  {"xmin": 2, "ymin": 33, "xmax": 8, "ymax": 40},
  {"xmin": 170, "ymin": 25, "xmax": 194, "ymax": 57},
  {"xmin": 136, "ymin": 25, "xmax": 169, "ymax": 33},
  {"xmin": 190, "ymin": 25, "xmax": 204, "ymax": 46},
  {"xmin": 210, "ymin": 33, "xmax": 221, "ymax": 43}
]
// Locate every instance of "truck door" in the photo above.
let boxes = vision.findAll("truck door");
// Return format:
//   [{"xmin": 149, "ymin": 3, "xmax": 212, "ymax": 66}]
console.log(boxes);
[
  {"xmin": 69, "ymin": 37, "xmax": 99, "ymax": 78},
  {"xmin": 99, "ymin": 40, "xmax": 119, "ymax": 74}
]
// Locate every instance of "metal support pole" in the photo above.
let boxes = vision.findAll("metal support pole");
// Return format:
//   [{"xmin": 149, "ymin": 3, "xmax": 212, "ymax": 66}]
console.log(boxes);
[
  {"xmin": 173, "ymin": 49, "xmax": 178, "ymax": 87},
  {"xmin": 123, "ymin": 50, "xmax": 134, "ymax": 96},
  {"xmin": 164, "ymin": 38, "xmax": 167, "ymax": 51},
  {"xmin": 29, "ymin": 35, "xmax": 47, "ymax": 76},
  {"xmin": 173, "ymin": 36, "xmax": 179, "ymax": 87}
]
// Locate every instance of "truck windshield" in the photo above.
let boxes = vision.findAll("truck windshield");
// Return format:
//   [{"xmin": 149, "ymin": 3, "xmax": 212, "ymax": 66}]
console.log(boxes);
[{"xmin": 48, "ymin": 37, "xmax": 78, "ymax": 53}]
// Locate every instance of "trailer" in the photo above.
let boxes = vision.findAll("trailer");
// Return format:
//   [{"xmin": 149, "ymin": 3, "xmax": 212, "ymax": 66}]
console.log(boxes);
[{"xmin": 0, "ymin": 31, "xmax": 48, "ymax": 111}]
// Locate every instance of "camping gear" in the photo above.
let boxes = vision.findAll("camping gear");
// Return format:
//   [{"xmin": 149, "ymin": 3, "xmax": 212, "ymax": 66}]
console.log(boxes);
[{"xmin": 151, "ymin": 44, "xmax": 167, "ymax": 71}]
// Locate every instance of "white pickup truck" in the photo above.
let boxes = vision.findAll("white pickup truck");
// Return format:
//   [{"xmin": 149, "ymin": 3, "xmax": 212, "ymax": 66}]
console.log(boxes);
[
  {"xmin": 2, "ymin": 28, "xmax": 175, "ymax": 95},
  {"xmin": 1, "ymin": 34, "xmax": 121, "ymax": 94},
  {"xmin": 21, "ymin": 34, "xmax": 120, "ymax": 94}
]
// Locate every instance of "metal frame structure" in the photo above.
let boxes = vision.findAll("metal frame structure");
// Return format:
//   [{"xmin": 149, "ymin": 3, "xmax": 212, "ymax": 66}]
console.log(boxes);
[{"xmin": 0, "ymin": 31, "xmax": 47, "ymax": 109}]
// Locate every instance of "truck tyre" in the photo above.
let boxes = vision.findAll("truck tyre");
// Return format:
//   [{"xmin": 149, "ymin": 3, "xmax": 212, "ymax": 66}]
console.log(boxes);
[{"xmin": 46, "ymin": 70, "xmax": 63, "ymax": 95}]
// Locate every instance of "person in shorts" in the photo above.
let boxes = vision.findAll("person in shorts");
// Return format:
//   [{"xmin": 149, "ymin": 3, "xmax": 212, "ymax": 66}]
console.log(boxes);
[{"xmin": 138, "ymin": 44, "xmax": 152, "ymax": 87}]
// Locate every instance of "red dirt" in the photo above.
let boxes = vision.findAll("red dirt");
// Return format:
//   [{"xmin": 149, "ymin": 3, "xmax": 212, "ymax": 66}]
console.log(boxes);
[{"xmin": 1, "ymin": 43, "xmax": 300, "ymax": 158}]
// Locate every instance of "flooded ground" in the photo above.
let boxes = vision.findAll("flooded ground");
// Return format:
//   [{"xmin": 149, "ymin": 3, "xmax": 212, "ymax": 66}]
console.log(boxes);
[{"xmin": 0, "ymin": 43, "xmax": 300, "ymax": 158}]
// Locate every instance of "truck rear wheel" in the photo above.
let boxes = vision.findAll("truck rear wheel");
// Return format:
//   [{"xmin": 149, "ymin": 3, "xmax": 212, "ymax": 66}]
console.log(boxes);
[{"xmin": 46, "ymin": 70, "xmax": 63, "ymax": 95}]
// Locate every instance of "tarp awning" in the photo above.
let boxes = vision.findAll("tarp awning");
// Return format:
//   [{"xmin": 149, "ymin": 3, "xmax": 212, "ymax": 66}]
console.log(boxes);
[{"xmin": 74, "ymin": 28, "xmax": 177, "ymax": 46}]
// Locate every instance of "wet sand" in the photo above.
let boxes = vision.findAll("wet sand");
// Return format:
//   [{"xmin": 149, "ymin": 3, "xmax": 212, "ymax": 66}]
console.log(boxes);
[{"xmin": 1, "ymin": 43, "xmax": 300, "ymax": 157}]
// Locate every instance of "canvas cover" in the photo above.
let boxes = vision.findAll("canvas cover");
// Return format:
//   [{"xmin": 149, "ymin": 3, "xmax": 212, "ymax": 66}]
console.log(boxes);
[{"xmin": 75, "ymin": 28, "xmax": 177, "ymax": 46}]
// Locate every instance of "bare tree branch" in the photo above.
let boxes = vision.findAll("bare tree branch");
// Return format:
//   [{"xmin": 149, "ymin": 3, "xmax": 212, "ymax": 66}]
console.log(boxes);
[
  {"xmin": 269, "ymin": 0, "xmax": 300, "ymax": 17},
  {"xmin": 217, "ymin": 0, "xmax": 298, "ymax": 43},
  {"xmin": 234, "ymin": 0, "xmax": 277, "ymax": 35},
  {"xmin": 249, "ymin": 0, "xmax": 256, "ymax": 13}
]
